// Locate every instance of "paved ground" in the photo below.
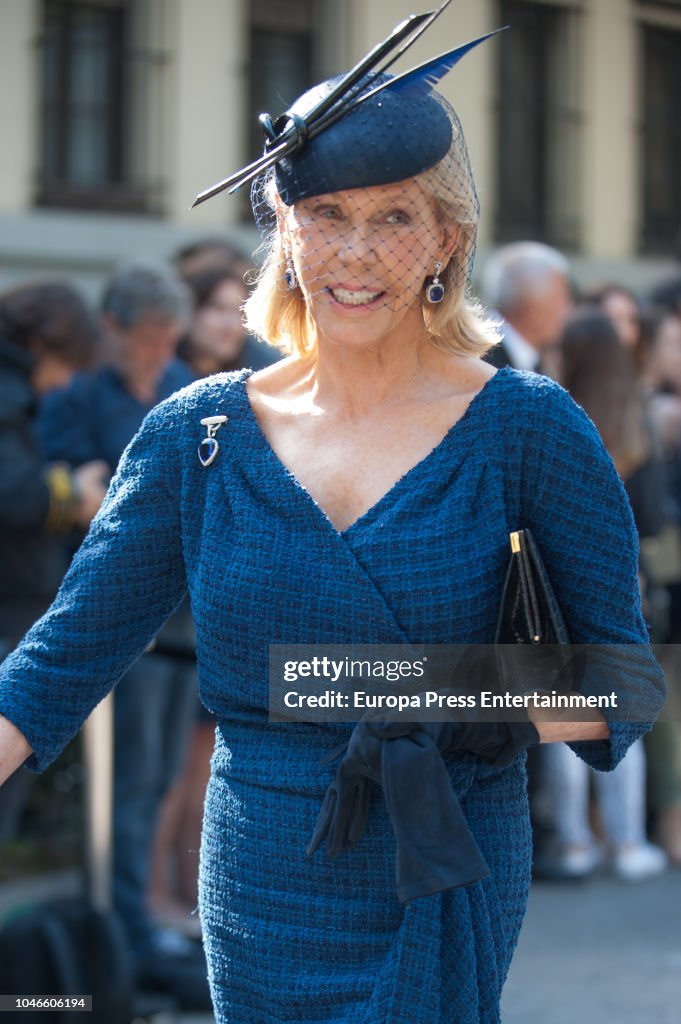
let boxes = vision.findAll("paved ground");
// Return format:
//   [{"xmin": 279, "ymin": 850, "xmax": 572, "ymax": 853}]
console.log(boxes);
[
  {"xmin": 171, "ymin": 870, "xmax": 681, "ymax": 1024},
  {"xmin": 502, "ymin": 870, "xmax": 681, "ymax": 1024},
  {"xmin": 3, "ymin": 868, "xmax": 680, "ymax": 1023}
]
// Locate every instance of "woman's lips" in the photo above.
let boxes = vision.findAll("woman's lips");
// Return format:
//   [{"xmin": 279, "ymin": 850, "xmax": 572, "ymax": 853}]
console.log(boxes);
[{"xmin": 326, "ymin": 286, "xmax": 386, "ymax": 308}]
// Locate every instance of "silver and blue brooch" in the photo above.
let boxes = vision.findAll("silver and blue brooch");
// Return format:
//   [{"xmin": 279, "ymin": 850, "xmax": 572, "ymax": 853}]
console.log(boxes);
[{"xmin": 198, "ymin": 415, "xmax": 228, "ymax": 467}]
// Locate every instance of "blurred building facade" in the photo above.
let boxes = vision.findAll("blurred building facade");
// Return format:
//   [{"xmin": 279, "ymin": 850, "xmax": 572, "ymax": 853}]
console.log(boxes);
[{"xmin": 0, "ymin": 0, "xmax": 680, "ymax": 295}]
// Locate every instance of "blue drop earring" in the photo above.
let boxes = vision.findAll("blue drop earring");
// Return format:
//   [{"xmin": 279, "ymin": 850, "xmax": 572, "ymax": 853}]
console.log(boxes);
[
  {"xmin": 284, "ymin": 255, "xmax": 298, "ymax": 291},
  {"xmin": 425, "ymin": 260, "xmax": 445, "ymax": 304}
]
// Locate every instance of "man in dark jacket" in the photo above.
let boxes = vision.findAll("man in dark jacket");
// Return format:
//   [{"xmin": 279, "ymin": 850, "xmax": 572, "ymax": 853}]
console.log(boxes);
[
  {"xmin": 0, "ymin": 280, "xmax": 105, "ymax": 839},
  {"xmin": 0, "ymin": 280, "xmax": 105, "ymax": 648},
  {"xmin": 481, "ymin": 241, "xmax": 573, "ymax": 373}
]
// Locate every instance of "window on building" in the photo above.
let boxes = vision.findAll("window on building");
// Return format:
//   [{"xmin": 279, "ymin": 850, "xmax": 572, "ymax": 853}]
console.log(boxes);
[
  {"xmin": 38, "ymin": 0, "xmax": 168, "ymax": 214},
  {"xmin": 495, "ymin": 0, "xmax": 581, "ymax": 248},
  {"xmin": 247, "ymin": 0, "xmax": 318, "ymax": 219},
  {"xmin": 640, "ymin": 24, "xmax": 681, "ymax": 254}
]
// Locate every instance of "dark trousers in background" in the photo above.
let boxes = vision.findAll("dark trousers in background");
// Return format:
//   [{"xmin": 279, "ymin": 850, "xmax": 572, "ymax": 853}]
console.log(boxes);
[{"xmin": 112, "ymin": 651, "xmax": 198, "ymax": 962}]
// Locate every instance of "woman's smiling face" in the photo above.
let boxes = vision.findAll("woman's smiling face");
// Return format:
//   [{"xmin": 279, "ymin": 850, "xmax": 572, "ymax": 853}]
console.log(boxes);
[{"xmin": 283, "ymin": 178, "xmax": 446, "ymax": 350}]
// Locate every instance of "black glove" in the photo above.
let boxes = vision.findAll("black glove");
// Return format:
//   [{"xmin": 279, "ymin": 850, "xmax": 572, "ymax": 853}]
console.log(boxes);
[
  {"xmin": 306, "ymin": 754, "xmax": 372, "ymax": 859},
  {"xmin": 308, "ymin": 712, "xmax": 539, "ymax": 902},
  {"xmin": 306, "ymin": 725, "xmax": 383, "ymax": 859}
]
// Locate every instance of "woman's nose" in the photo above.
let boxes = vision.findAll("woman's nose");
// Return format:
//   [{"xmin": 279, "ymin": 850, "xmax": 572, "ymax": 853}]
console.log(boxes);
[{"xmin": 337, "ymin": 222, "xmax": 376, "ymax": 264}]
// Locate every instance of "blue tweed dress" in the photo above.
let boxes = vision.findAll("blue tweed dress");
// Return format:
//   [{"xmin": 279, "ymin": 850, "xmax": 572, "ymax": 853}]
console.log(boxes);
[{"xmin": 0, "ymin": 366, "xmax": 665, "ymax": 1023}]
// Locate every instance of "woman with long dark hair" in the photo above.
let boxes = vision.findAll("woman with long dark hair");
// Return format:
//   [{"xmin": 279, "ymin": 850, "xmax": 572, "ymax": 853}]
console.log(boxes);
[
  {"xmin": 178, "ymin": 265, "xmax": 279, "ymax": 376},
  {"xmin": 544, "ymin": 309, "xmax": 668, "ymax": 879}
]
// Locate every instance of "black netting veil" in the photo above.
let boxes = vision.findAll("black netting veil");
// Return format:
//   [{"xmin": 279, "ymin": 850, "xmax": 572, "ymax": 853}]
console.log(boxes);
[
  {"xmin": 204, "ymin": 15, "xmax": 509, "ymax": 356},
  {"xmin": 249, "ymin": 84, "xmax": 480, "ymax": 326}
]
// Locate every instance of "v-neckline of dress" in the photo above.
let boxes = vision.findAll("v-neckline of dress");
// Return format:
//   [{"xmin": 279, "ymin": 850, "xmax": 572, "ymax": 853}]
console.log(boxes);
[{"xmin": 237, "ymin": 365, "xmax": 508, "ymax": 538}]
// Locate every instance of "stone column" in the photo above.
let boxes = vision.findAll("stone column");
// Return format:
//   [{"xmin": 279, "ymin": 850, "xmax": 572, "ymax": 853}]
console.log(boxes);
[
  {"xmin": 0, "ymin": 0, "xmax": 39, "ymax": 213},
  {"xmin": 581, "ymin": 0, "xmax": 637, "ymax": 259},
  {"xmin": 167, "ymin": 0, "xmax": 248, "ymax": 226}
]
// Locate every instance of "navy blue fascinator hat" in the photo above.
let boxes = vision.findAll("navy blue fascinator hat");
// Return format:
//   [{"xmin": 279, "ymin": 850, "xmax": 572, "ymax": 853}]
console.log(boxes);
[
  {"xmin": 272, "ymin": 72, "xmax": 453, "ymax": 206},
  {"xmin": 192, "ymin": 1, "xmax": 504, "ymax": 211}
]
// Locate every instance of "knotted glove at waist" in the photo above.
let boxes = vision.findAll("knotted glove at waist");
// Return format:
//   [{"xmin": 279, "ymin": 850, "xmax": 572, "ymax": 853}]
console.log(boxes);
[{"xmin": 307, "ymin": 711, "xmax": 539, "ymax": 902}]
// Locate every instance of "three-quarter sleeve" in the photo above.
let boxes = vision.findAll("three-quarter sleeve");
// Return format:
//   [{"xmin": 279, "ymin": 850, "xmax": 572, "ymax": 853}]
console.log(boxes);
[
  {"xmin": 0, "ymin": 393, "xmax": 189, "ymax": 771},
  {"xmin": 516, "ymin": 376, "xmax": 666, "ymax": 770}
]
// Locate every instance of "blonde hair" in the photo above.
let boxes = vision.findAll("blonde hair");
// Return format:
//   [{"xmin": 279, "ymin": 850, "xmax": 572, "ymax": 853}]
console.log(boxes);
[{"xmin": 245, "ymin": 137, "xmax": 501, "ymax": 359}]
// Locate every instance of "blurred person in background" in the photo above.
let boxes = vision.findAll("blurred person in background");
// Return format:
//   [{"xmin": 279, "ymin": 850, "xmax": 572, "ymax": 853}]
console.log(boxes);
[
  {"xmin": 480, "ymin": 241, "xmax": 573, "ymax": 374},
  {"xmin": 649, "ymin": 275, "xmax": 681, "ymax": 319},
  {"xmin": 38, "ymin": 262, "xmax": 211, "ymax": 1010},
  {"xmin": 0, "ymin": 280, "xmax": 106, "ymax": 839},
  {"xmin": 640, "ymin": 307, "xmax": 681, "ymax": 504},
  {"xmin": 633, "ymin": 303, "xmax": 681, "ymax": 863},
  {"xmin": 641, "ymin": 307, "xmax": 681, "ymax": 557},
  {"xmin": 178, "ymin": 265, "xmax": 280, "ymax": 376},
  {"xmin": 586, "ymin": 283, "xmax": 645, "ymax": 360},
  {"xmin": 543, "ymin": 309, "xmax": 669, "ymax": 880},
  {"xmin": 173, "ymin": 235, "xmax": 250, "ymax": 280},
  {"xmin": 559, "ymin": 308, "xmax": 668, "ymax": 544},
  {"xmin": 643, "ymin": 307, "xmax": 681, "ymax": 404}
]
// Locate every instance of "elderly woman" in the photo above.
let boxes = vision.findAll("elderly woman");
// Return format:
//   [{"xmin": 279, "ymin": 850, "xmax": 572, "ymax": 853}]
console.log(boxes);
[{"xmin": 0, "ymin": 11, "xmax": 666, "ymax": 1024}]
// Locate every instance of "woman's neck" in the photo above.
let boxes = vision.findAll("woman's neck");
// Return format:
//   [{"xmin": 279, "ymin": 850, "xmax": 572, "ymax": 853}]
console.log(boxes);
[{"xmin": 306, "ymin": 331, "xmax": 458, "ymax": 417}]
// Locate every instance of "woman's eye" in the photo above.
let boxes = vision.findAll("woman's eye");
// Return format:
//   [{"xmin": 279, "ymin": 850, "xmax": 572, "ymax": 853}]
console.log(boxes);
[
  {"xmin": 385, "ymin": 210, "xmax": 410, "ymax": 225},
  {"xmin": 316, "ymin": 207, "xmax": 342, "ymax": 220}
]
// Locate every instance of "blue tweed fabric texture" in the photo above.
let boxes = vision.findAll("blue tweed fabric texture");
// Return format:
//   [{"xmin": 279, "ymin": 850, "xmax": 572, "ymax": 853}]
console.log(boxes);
[{"xmin": 0, "ymin": 366, "xmax": 665, "ymax": 1023}]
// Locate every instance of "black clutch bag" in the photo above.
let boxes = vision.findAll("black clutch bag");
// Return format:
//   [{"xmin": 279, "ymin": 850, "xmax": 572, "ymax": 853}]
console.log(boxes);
[
  {"xmin": 494, "ymin": 529, "xmax": 573, "ymax": 695},
  {"xmin": 495, "ymin": 529, "xmax": 570, "ymax": 644}
]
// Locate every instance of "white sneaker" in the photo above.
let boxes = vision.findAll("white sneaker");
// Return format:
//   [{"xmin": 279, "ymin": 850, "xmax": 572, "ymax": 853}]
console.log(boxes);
[
  {"xmin": 150, "ymin": 926, "xmax": 197, "ymax": 958},
  {"xmin": 555, "ymin": 844, "xmax": 605, "ymax": 878},
  {"xmin": 612, "ymin": 843, "xmax": 668, "ymax": 881}
]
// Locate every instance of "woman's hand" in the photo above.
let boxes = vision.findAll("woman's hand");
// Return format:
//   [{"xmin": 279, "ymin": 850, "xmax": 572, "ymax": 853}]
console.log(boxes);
[
  {"xmin": 527, "ymin": 706, "xmax": 610, "ymax": 744},
  {"xmin": 0, "ymin": 714, "xmax": 32, "ymax": 786},
  {"xmin": 73, "ymin": 460, "xmax": 110, "ymax": 529}
]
